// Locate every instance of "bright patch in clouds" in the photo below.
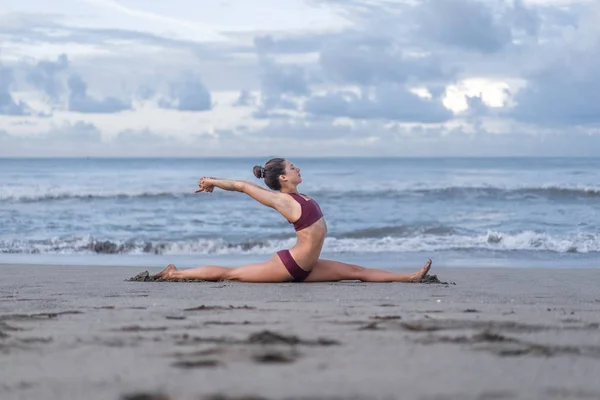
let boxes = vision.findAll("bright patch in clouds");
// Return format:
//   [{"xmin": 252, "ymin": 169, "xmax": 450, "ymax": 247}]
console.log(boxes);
[
  {"xmin": 1, "ymin": 0, "xmax": 599, "ymax": 156},
  {"xmin": 444, "ymin": 78, "xmax": 514, "ymax": 112}
]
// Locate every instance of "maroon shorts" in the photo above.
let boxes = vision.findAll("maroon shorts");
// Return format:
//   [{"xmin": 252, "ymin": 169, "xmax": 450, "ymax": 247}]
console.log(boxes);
[{"xmin": 277, "ymin": 249, "xmax": 311, "ymax": 282}]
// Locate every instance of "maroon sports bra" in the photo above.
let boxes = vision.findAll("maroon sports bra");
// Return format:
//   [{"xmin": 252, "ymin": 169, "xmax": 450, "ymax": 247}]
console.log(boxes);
[{"xmin": 288, "ymin": 193, "xmax": 324, "ymax": 231}]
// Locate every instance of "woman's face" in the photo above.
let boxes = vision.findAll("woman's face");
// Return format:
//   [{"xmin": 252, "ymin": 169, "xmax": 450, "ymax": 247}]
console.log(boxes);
[{"xmin": 282, "ymin": 160, "xmax": 302, "ymax": 185}]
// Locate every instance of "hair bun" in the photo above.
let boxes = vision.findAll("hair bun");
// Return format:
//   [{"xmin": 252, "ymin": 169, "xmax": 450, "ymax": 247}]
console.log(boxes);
[{"xmin": 253, "ymin": 165, "xmax": 265, "ymax": 179}]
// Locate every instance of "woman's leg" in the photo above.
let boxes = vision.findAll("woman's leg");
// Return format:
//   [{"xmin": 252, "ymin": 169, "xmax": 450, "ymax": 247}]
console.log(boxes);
[
  {"xmin": 304, "ymin": 259, "xmax": 432, "ymax": 282},
  {"xmin": 153, "ymin": 254, "xmax": 293, "ymax": 283}
]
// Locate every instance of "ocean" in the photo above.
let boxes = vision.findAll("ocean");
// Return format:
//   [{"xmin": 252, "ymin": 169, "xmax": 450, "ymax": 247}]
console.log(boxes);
[{"xmin": 1, "ymin": 157, "xmax": 599, "ymax": 270}]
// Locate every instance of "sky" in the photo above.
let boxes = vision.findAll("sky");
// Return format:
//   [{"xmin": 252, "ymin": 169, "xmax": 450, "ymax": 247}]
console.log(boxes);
[{"xmin": 1, "ymin": 0, "xmax": 599, "ymax": 157}]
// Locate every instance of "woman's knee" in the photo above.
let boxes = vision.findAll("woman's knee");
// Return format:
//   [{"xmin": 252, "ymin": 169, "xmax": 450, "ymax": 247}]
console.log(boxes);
[
  {"xmin": 348, "ymin": 265, "xmax": 366, "ymax": 279},
  {"xmin": 223, "ymin": 267, "xmax": 243, "ymax": 281},
  {"xmin": 223, "ymin": 261, "xmax": 289, "ymax": 283},
  {"xmin": 321, "ymin": 261, "xmax": 365, "ymax": 280}
]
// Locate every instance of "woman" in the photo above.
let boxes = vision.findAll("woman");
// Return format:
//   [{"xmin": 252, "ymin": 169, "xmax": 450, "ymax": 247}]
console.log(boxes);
[{"xmin": 154, "ymin": 158, "xmax": 432, "ymax": 282}]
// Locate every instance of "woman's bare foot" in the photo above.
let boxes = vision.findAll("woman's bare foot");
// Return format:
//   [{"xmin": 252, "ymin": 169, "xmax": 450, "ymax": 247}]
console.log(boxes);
[
  {"xmin": 153, "ymin": 264, "xmax": 178, "ymax": 279},
  {"xmin": 411, "ymin": 259, "xmax": 432, "ymax": 281}
]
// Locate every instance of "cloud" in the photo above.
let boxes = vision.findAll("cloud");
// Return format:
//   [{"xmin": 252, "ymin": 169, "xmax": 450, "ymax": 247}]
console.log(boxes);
[
  {"xmin": 323, "ymin": 0, "xmax": 541, "ymax": 53},
  {"xmin": 413, "ymin": 0, "xmax": 513, "ymax": 54},
  {"xmin": 0, "ymin": 122, "xmax": 203, "ymax": 157},
  {"xmin": 85, "ymin": 0, "xmax": 227, "ymax": 42},
  {"xmin": 1, "ymin": 0, "xmax": 599, "ymax": 157},
  {"xmin": 26, "ymin": 54, "xmax": 69, "ymax": 102},
  {"xmin": 253, "ymin": 32, "xmax": 338, "ymax": 54},
  {"xmin": 251, "ymin": 56, "xmax": 310, "ymax": 117},
  {"xmin": 510, "ymin": 60, "xmax": 600, "ymax": 125},
  {"xmin": 509, "ymin": 0, "xmax": 541, "ymax": 37},
  {"xmin": 0, "ymin": 66, "xmax": 31, "ymax": 116},
  {"xmin": 0, "ymin": 12, "xmax": 248, "ymax": 63},
  {"xmin": 223, "ymin": 119, "xmax": 600, "ymax": 157},
  {"xmin": 67, "ymin": 74, "xmax": 131, "ymax": 113},
  {"xmin": 234, "ymin": 90, "xmax": 257, "ymax": 107},
  {"xmin": 258, "ymin": 57, "xmax": 310, "ymax": 109},
  {"xmin": 0, "ymin": 121, "xmax": 102, "ymax": 156},
  {"xmin": 507, "ymin": 3, "xmax": 600, "ymax": 125},
  {"xmin": 463, "ymin": 94, "xmax": 492, "ymax": 117},
  {"xmin": 158, "ymin": 73, "xmax": 212, "ymax": 111},
  {"xmin": 318, "ymin": 36, "xmax": 453, "ymax": 86},
  {"xmin": 3, "ymin": 117, "xmax": 600, "ymax": 158},
  {"xmin": 304, "ymin": 85, "xmax": 452, "ymax": 123}
]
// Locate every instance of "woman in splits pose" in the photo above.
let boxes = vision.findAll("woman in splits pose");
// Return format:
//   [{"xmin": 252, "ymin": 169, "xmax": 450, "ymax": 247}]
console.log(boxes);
[{"xmin": 155, "ymin": 158, "xmax": 432, "ymax": 283}]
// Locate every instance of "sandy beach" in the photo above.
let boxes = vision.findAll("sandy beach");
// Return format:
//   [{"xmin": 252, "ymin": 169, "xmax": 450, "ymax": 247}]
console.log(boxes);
[{"xmin": 1, "ymin": 264, "xmax": 600, "ymax": 400}]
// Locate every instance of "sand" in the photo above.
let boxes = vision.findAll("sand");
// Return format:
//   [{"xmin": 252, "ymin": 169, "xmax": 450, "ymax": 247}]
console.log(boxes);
[{"xmin": 1, "ymin": 264, "xmax": 600, "ymax": 400}]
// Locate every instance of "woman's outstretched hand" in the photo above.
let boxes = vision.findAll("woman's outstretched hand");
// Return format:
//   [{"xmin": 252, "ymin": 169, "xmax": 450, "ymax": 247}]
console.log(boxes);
[{"xmin": 195, "ymin": 177, "xmax": 215, "ymax": 193}]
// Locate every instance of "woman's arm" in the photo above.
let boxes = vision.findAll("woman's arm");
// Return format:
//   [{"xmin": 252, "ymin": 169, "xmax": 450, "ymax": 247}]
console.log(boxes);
[
  {"xmin": 206, "ymin": 178, "xmax": 244, "ymax": 192},
  {"xmin": 197, "ymin": 177, "xmax": 288, "ymax": 211}
]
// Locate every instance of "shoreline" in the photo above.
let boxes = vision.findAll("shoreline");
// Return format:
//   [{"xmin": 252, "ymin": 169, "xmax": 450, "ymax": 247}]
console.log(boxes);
[
  {"xmin": 2, "ymin": 265, "xmax": 600, "ymax": 400},
  {"xmin": 2, "ymin": 249, "xmax": 599, "ymax": 270}
]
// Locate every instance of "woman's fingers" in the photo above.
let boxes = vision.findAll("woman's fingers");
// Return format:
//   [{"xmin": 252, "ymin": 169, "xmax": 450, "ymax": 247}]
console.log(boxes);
[{"xmin": 196, "ymin": 176, "xmax": 215, "ymax": 193}]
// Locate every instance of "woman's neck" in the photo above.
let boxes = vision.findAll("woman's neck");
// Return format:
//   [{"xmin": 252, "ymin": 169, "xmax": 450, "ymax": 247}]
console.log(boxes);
[{"xmin": 279, "ymin": 186, "xmax": 298, "ymax": 194}]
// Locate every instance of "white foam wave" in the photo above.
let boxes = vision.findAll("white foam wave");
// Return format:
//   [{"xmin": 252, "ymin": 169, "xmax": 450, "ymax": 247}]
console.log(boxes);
[{"xmin": 2, "ymin": 231, "xmax": 599, "ymax": 255}]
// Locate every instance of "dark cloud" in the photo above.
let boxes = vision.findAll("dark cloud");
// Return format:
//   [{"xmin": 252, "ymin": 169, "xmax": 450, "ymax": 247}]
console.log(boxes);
[
  {"xmin": 318, "ymin": 35, "xmax": 454, "ymax": 86},
  {"xmin": 255, "ymin": 56, "xmax": 309, "ymax": 113},
  {"xmin": 463, "ymin": 94, "xmax": 491, "ymax": 117},
  {"xmin": 234, "ymin": 90, "xmax": 256, "ymax": 107},
  {"xmin": 509, "ymin": 68, "xmax": 600, "ymax": 126},
  {"xmin": 509, "ymin": 0, "xmax": 541, "ymax": 37},
  {"xmin": 68, "ymin": 74, "xmax": 130, "ymax": 113},
  {"xmin": 0, "ymin": 66, "xmax": 31, "ymax": 116},
  {"xmin": 254, "ymin": 33, "xmax": 338, "ymax": 54},
  {"xmin": 260, "ymin": 57, "xmax": 309, "ymax": 97},
  {"xmin": 158, "ymin": 73, "xmax": 212, "ymax": 111},
  {"xmin": 413, "ymin": 0, "xmax": 513, "ymax": 54},
  {"xmin": 135, "ymin": 85, "xmax": 157, "ymax": 101},
  {"xmin": 320, "ymin": 0, "xmax": 540, "ymax": 53},
  {"xmin": 26, "ymin": 54, "xmax": 69, "ymax": 102},
  {"xmin": 508, "ymin": 10, "xmax": 600, "ymax": 126},
  {"xmin": 304, "ymin": 85, "xmax": 452, "ymax": 123}
]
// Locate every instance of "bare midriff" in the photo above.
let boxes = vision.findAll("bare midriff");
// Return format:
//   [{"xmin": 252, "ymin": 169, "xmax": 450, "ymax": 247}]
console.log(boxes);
[{"xmin": 288, "ymin": 217, "xmax": 328, "ymax": 269}]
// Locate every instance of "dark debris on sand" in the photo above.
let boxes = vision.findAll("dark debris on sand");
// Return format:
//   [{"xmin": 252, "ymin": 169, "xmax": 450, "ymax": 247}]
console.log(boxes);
[
  {"xmin": 184, "ymin": 305, "xmax": 256, "ymax": 312},
  {"xmin": 247, "ymin": 330, "xmax": 340, "ymax": 346},
  {"xmin": 120, "ymin": 394, "xmax": 172, "ymax": 400},
  {"xmin": 126, "ymin": 271, "xmax": 208, "ymax": 283},
  {"xmin": 173, "ymin": 329, "xmax": 340, "ymax": 347},
  {"xmin": 0, "ymin": 311, "xmax": 83, "ymax": 321},
  {"xmin": 417, "ymin": 329, "xmax": 600, "ymax": 359},
  {"xmin": 411, "ymin": 274, "xmax": 456, "ymax": 285}
]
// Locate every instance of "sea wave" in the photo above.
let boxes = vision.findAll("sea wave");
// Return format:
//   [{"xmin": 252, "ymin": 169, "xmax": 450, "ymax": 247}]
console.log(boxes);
[
  {"xmin": 2, "ymin": 231, "xmax": 598, "ymax": 255},
  {"xmin": 312, "ymin": 185, "xmax": 600, "ymax": 200},
  {"xmin": 2, "ymin": 184, "xmax": 600, "ymax": 203},
  {"xmin": 0, "ymin": 188, "xmax": 190, "ymax": 203}
]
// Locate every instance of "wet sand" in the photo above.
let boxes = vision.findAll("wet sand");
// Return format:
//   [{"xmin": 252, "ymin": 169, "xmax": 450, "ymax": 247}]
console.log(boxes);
[{"xmin": 1, "ymin": 264, "xmax": 600, "ymax": 400}]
